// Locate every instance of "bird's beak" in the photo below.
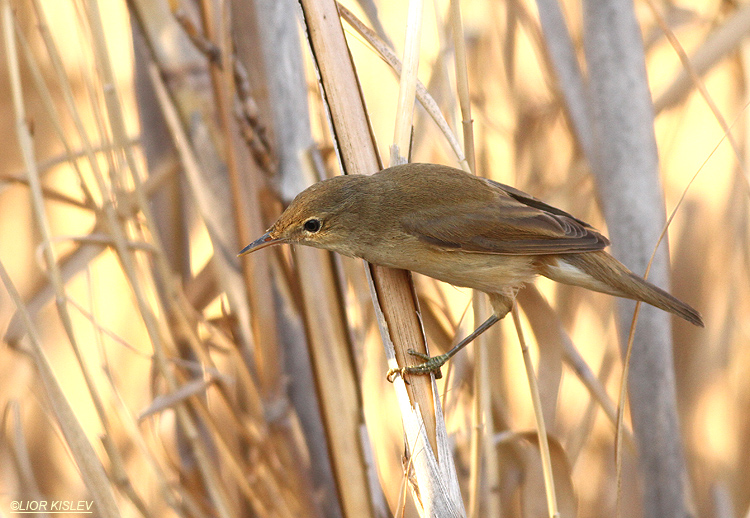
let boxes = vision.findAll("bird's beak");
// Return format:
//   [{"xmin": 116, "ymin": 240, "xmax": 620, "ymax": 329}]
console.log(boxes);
[{"xmin": 238, "ymin": 231, "xmax": 281, "ymax": 256}]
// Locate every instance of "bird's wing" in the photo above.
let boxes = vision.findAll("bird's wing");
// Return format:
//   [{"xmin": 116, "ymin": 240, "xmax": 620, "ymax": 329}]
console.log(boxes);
[{"xmin": 401, "ymin": 180, "xmax": 609, "ymax": 255}]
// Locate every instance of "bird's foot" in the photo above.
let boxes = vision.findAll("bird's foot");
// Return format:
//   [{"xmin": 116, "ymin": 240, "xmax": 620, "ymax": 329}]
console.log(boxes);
[{"xmin": 386, "ymin": 349, "xmax": 448, "ymax": 382}]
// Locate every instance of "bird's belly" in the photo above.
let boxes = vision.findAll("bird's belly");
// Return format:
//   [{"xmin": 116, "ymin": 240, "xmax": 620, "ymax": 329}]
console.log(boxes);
[{"xmin": 364, "ymin": 246, "xmax": 537, "ymax": 294}]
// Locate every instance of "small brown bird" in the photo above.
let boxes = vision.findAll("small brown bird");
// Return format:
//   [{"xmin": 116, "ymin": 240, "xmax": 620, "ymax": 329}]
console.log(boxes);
[{"xmin": 240, "ymin": 163, "xmax": 703, "ymax": 375}]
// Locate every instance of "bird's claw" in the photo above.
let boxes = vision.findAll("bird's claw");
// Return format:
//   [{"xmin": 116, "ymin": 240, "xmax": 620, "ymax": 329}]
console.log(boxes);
[
  {"xmin": 405, "ymin": 348, "xmax": 430, "ymax": 361},
  {"xmin": 385, "ymin": 350, "xmax": 448, "ymax": 382},
  {"xmin": 386, "ymin": 367, "xmax": 407, "ymax": 383}
]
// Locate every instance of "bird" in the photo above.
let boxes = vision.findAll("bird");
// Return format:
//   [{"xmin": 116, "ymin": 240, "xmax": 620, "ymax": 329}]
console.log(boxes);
[{"xmin": 239, "ymin": 163, "xmax": 703, "ymax": 376}]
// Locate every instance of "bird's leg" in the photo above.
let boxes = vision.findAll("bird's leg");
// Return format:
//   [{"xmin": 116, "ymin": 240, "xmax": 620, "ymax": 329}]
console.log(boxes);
[
  {"xmin": 386, "ymin": 314, "xmax": 500, "ymax": 381},
  {"xmin": 407, "ymin": 313, "xmax": 501, "ymax": 374},
  {"xmin": 386, "ymin": 292, "xmax": 514, "ymax": 382}
]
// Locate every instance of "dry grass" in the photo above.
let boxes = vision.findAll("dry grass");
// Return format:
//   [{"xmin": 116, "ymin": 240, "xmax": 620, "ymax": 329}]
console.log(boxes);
[{"xmin": 0, "ymin": 0, "xmax": 747, "ymax": 517}]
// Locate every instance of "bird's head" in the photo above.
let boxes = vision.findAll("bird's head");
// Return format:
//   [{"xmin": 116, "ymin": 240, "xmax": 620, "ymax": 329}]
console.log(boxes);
[{"xmin": 239, "ymin": 175, "xmax": 369, "ymax": 257}]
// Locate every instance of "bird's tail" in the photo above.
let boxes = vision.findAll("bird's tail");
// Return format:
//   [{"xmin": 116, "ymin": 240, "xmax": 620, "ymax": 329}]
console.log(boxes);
[{"xmin": 540, "ymin": 251, "xmax": 704, "ymax": 327}]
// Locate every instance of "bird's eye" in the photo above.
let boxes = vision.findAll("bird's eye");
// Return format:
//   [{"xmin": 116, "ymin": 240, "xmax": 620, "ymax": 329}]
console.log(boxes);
[{"xmin": 303, "ymin": 218, "xmax": 321, "ymax": 233}]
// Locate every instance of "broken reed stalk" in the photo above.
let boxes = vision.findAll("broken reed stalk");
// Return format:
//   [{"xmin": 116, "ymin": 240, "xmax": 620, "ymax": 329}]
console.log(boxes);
[
  {"xmin": 299, "ymin": 0, "xmax": 466, "ymax": 515},
  {"xmin": 301, "ymin": 0, "xmax": 435, "ymax": 455}
]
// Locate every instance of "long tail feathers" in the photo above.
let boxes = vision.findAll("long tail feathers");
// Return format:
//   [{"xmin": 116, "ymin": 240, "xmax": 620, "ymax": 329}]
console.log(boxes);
[{"xmin": 541, "ymin": 252, "xmax": 704, "ymax": 327}]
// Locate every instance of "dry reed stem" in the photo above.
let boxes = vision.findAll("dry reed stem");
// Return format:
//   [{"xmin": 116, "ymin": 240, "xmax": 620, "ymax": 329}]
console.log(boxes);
[
  {"xmin": 445, "ymin": 1, "xmax": 501, "ymax": 514},
  {"xmin": 468, "ymin": 296, "xmax": 502, "ymax": 518},
  {"xmin": 1, "ymin": 0, "xmax": 740, "ymax": 516},
  {"xmin": 130, "ymin": 0, "xmax": 258, "ymax": 357},
  {"xmin": 337, "ymin": 3, "xmax": 468, "ymax": 171},
  {"xmin": 653, "ymin": 2, "xmax": 750, "ymax": 113},
  {"xmin": 0, "ymin": 256, "xmax": 120, "ymax": 517},
  {"xmin": 4, "ymin": 153, "xmax": 175, "ymax": 345},
  {"xmin": 298, "ymin": 1, "xmax": 404, "ymax": 515},
  {"xmin": 145, "ymin": 56, "xmax": 311, "ymax": 517},
  {"xmin": 74, "ymin": 10, "xmax": 191, "ymax": 514},
  {"xmin": 645, "ymin": 0, "xmax": 750, "ymax": 194},
  {"xmin": 17, "ymin": 1, "xmax": 98, "ymax": 389},
  {"xmin": 293, "ymin": 244, "xmax": 372, "ymax": 517},
  {"xmin": 583, "ymin": 1, "xmax": 691, "ymax": 515},
  {"xmin": 615, "ymin": 100, "xmax": 721, "ymax": 516},
  {"xmin": 2, "ymin": 3, "xmax": 121, "ymax": 515},
  {"xmin": 516, "ymin": 286, "xmax": 635, "ymax": 446},
  {"xmin": 196, "ymin": 0, "xmax": 284, "ymax": 396},
  {"xmin": 534, "ymin": 0, "xmax": 594, "ymax": 159},
  {"xmin": 105, "ymin": 2, "xmax": 318, "ymax": 514},
  {"xmin": 10, "ymin": 16, "xmax": 98, "ymax": 206},
  {"xmin": 193, "ymin": 14, "xmax": 323, "ymax": 508},
  {"xmin": 511, "ymin": 305, "xmax": 559, "ymax": 518},
  {"xmin": 615, "ymin": 300, "xmax": 641, "ymax": 518},
  {"xmin": 106, "ymin": 369, "xmax": 191, "ymax": 516},
  {"xmin": 450, "ymin": 0, "xmax": 475, "ymax": 174},
  {"xmin": 26, "ymin": 15, "xmax": 196, "ymax": 494},
  {"xmin": 300, "ymin": 0, "xmax": 471, "ymax": 515},
  {"xmin": 390, "ymin": 0, "xmax": 423, "ymax": 165},
  {"xmin": 3, "ymin": 403, "xmax": 46, "ymax": 508}
]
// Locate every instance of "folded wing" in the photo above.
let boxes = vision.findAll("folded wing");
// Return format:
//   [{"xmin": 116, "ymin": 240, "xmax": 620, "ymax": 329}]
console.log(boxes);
[{"xmin": 401, "ymin": 179, "xmax": 609, "ymax": 255}]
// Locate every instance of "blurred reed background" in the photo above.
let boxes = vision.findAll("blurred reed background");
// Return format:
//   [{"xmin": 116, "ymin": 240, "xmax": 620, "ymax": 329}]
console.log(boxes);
[{"xmin": 0, "ymin": 0, "xmax": 746, "ymax": 517}]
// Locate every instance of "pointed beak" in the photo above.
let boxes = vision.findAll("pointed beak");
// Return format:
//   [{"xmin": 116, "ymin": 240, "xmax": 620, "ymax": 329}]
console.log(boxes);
[{"xmin": 238, "ymin": 231, "xmax": 281, "ymax": 256}]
